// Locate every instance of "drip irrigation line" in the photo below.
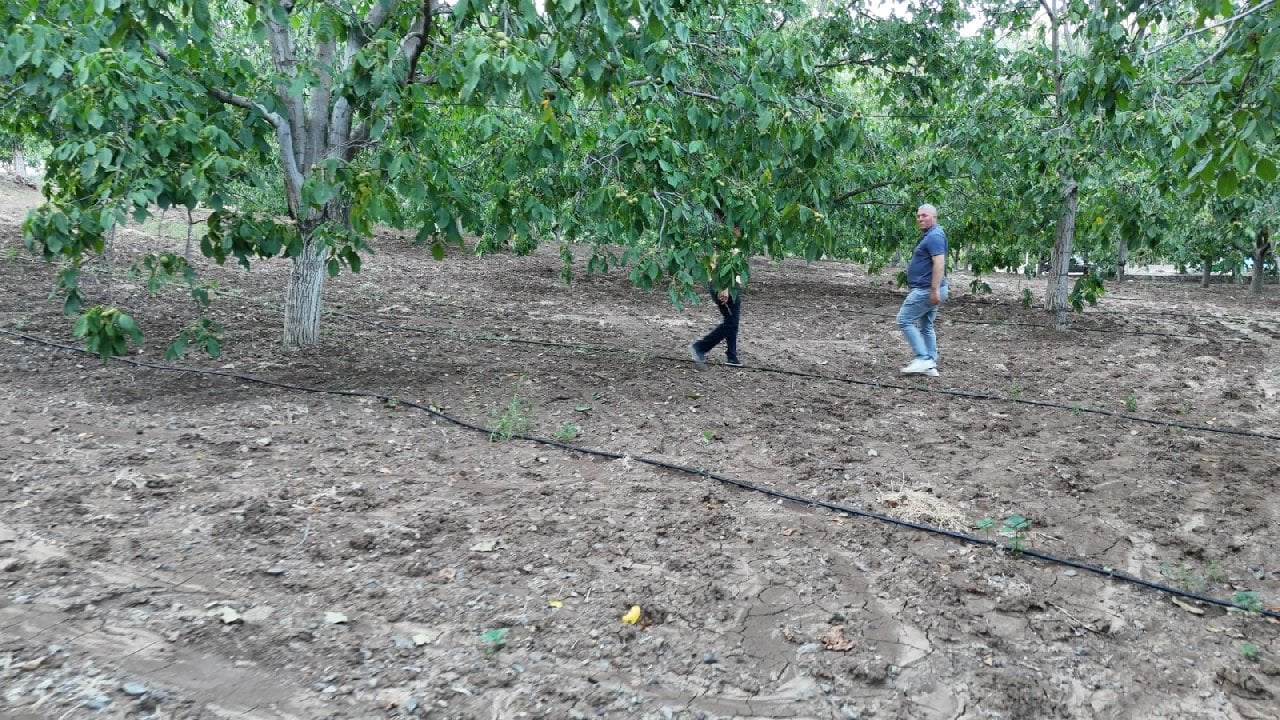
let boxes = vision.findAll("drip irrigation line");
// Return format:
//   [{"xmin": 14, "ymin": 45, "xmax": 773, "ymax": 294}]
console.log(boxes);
[
  {"xmin": 943, "ymin": 316, "xmax": 1257, "ymax": 343},
  {"xmin": 745, "ymin": 362, "xmax": 1280, "ymax": 442},
  {"xmin": 2, "ymin": 326, "xmax": 1275, "ymax": 621},
  {"xmin": 318, "ymin": 310, "xmax": 1280, "ymax": 443},
  {"xmin": 749, "ymin": 291, "xmax": 1262, "ymax": 344},
  {"xmin": 2, "ymin": 253, "xmax": 1274, "ymax": 439},
  {"xmin": 1077, "ymin": 306, "xmax": 1280, "ymax": 328},
  {"xmin": 890, "ymin": 289, "xmax": 1262, "ymax": 339}
]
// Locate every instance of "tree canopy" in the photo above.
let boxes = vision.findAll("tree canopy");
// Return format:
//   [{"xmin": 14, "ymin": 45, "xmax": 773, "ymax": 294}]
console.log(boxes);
[{"xmin": 1, "ymin": 0, "xmax": 1277, "ymax": 359}]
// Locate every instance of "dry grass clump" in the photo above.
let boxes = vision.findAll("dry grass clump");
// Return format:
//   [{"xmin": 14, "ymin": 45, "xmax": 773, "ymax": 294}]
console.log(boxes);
[{"xmin": 876, "ymin": 483, "xmax": 967, "ymax": 532}]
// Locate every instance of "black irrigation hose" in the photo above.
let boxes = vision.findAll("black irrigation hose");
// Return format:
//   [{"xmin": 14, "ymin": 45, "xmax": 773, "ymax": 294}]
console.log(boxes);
[
  {"xmin": 756, "ymin": 363, "xmax": 1280, "ymax": 442},
  {"xmin": 2, "ymin": 327, "xmax": 1277, "ymax": 621},
  {"xmin": 747, "ymin": 295, "xmax": 1254, "ymax": 343},
  {"xmin": 2, "ymin": 250, "xmax": 1276, "ymax": 439},
  {"xmin": 318, "ymin": 312, "xmax": 1280, "ymax": 443},
  {"xmin": 944, "ymin": 316, "xmax": 1258, "ymax": 344}
]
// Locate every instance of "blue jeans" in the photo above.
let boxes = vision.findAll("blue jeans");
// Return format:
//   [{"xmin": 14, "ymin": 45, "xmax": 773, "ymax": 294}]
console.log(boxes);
[{"xmin": 897, "ymin": 284, "xmax": 948, "ymax": 362}]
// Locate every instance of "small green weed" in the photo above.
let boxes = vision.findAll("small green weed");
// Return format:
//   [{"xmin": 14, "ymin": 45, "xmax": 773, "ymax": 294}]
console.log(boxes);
[
  {"xmin": 1002, "ymin": 514, "xmax": 1031, "ymax": 554},
  {"xmin": 490, "ymin": 394, "xmax": 534, "ymax": 442},
  {"xmin": 969, "ymin": 278, "xmax": 992, "ymax": 296},
  {"xmin": 480, "ymin": 627, "xmax": 509, "ymax": 654},
  {"xmin": 975, "ymin": 514, "xmax": 1031, "ymax": 554},
  {"xmin": 554, "ymin": 422, "xmax": 579, "ymax": 442},
  {"xmin": 1009, "ymin": 380, "xmax": 1023, "ymax": 401},
  {"xmin": 1241, "ymin": 643, "xmax": 1261, "ymax": 662},
  {"xmin": 1020, "ymin": 288, "xmax": 1034, "ymax": 309},
  {"xmin": 1070, "ymin": 402, "xmax": 1082, "ymax": 415},
  {"xmin": 702, "ymin": 429, "xmax": 715, "ymax": 442},
  {"xmin": 975, "ymin": 517, "xmax": 996, "ymax": 540},
  {"xmin": 1232, "ymin": 591, "xmax": 1263, "ymax": 614},
  {"xmin": 1206, "ymin": 561, "xmax": 1226, "ymax": 584},
  {"xmin": 1157, "ymin": 563, "xmax": 1208, "ymax": 592},
  {"xmin": 1124, "ymin": 393, "xmax": 1137, "ymax": 413}
]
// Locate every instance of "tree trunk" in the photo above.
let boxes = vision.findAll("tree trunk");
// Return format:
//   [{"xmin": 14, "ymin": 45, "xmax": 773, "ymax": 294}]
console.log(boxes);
[
  {"xmin": 1045, "ymin": 179, "xmax": 1077, "ymax": 330},
  {"xmin": 1116, "ymin": 235, "xmax": 1128, "ymax": 281},
  {"xmin": 1200, "ymin": 256, "xmax": 1211, "ymax": 288},
  {"xmin": 1250, "ymin": 227, "xmax": 1271, "ymax": 294},
  {"xmin": 10, "ymin": 142, "xmax": 25, "ymax": 175},
  {"xmin": 283, "ymin": 231, "xmax": 327, "ymax": 347}
]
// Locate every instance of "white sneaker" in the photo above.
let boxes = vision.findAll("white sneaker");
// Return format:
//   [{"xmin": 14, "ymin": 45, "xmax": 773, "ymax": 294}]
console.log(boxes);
[
  {"xmin": 901, "ymin": 358, "xmax": 936, "ymax": 374},
  {"xmin": 924, "ymin": 368, "xmax": 939, "ymax": 377}
]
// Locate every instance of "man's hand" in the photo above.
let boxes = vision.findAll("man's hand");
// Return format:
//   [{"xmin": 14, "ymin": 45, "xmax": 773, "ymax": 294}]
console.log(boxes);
[
  {"xmin": 717, "ymin": 289, "xmax": 730, "ymax": 304},
  {"xmin": 929, "ymin": 288, "xmax": 941, "ymax": 305}
]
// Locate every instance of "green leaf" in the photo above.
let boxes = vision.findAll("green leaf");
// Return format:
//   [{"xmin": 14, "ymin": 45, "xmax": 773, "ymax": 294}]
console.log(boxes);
[
  {"xmin": 164, "ymin": 337, "xmax": 188, "ymax": 361},
  {"xmin": 72, "ymin": 313, "xmax": 91, "ymax": 337},
  {"xmin": 1216, "ymin": 170, "xmax": 1238, "ymax": 196},
  {"xmin": 1255, "ymin": 157, "xmax": 1277, "ymax": 183},
  {"xmin": 1232, "ymin": 143, "xmax": 1251, "ymax": 175},
  {"xmin": 115, "ymin": 312, "xmax": 143, "ymax": 344},
  {"xmin": 1003, "ymin": 514, "xmax": 1030, "ymax": 531},
  {"xmin": 1187, "ymin": 152, "xmax": 1214, "ymax": 181}
]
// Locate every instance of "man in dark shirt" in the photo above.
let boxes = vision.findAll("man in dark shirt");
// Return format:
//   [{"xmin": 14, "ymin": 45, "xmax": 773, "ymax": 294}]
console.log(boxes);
[{"xmin": 897, "ymin": 204, "xmax": 948, "ymax": 376}]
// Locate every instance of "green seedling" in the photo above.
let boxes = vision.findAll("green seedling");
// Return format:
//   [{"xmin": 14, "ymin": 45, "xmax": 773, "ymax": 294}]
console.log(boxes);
[
  {"xmin": 1002, "ymin": 514, "xmax": 1031, "ymax": 554},
  {"xmin": 554, "ymin": 423, "xmax": 579, "ymax": 442},
  {"xmin": 1206, "ymin": 561, "xmax": 1226, "ymax": 585},
  {"xmin": 1009, "ymin": 380, "xmax": 1023, "ymax": 401},
  {"xmin": 1241, "ymin": 643, "xmax": 1260, "ymax": 662},
  {"xmin": 975, "ymin": 517, "xmax": 996, "ymax": 540},
  {"xmin": 1020, "ymin": 288, "xmax": 1034, "ymax": 309},
  {"xmin": 490, "ymin": 394, "xmax": 534, "ymax": 442},
  {"xmin": 1157, "ymin": 563, "xmax": 1207, "ymax": 592},
  {"xmin": 1125, "ymin": 393, "xmax": 1137, "ymax": 413},
  {"xmin": 481, "ymin": 627, "xmax": 509, "ymax": 654},
  {"xmin": 1232, "ymin": 591, "xmax": 1263, "ymax": 614},
  {"xmin": 702, "ymin": 430, "xmax": 715, "ymax": 442}
]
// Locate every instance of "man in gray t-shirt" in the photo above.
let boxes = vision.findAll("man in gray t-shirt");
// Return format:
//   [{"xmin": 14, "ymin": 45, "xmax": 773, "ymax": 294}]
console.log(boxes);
[{"xmin": 897, "ymin": 204, "xmax": 948, "ymax": 376}]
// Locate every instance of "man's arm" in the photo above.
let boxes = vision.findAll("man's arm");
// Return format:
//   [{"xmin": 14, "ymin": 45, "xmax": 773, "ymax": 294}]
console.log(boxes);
[{"xmin": 929, "ymin": 253, "xmax": 945, "ymax": 304}]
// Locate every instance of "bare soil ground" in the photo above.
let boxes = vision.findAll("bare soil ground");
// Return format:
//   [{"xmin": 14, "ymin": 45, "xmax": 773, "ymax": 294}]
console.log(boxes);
[{"xmin": 1, "ymin": 175, "xmax": 1278, "ymax": 720}]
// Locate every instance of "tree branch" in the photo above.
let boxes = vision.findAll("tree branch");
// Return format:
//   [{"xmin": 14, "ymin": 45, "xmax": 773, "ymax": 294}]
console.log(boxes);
[
  {"xmin": 264, "ymin": 8, "xmax": 306, "ymax": 173},
  {"xmin": 404, "ymin": 1, "xmax": 433, "ymax": 84},
  {"xmin": 814, "ymin": 56, "xmax": 878, "ymax": 71},
  {"xmin": 208, "ymin": 87, "xmax": 305, "ymax": 218},
  {"xmin": 306, "ymin": 37, "xmax": 337, "ymax": 171},
  {"xmin": 1177, "ymin": 37, "xmax": 1235, "ymax": 83},
  {"xmin": 832, "ymin": 179, "xmax": 903, "ymax": 205},
  {"xmin": 363, "ymin": 0, "xmax": 401, "ymax": 31},
  {"xmin": 1144, "ymin": 0, "xmax": 1277, "ymax": 57}
]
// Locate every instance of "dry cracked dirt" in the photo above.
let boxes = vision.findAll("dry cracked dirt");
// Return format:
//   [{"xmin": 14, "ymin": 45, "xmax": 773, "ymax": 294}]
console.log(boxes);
[{"xmin": 1, "ymin": 176, "xmax": 1278, "ymax": 719}]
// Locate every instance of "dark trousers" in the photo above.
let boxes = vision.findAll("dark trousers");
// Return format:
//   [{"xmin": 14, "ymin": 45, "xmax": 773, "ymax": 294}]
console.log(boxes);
[{"xmin": 694, "ymin": 288, "xmax": 740, "ymax": 360}]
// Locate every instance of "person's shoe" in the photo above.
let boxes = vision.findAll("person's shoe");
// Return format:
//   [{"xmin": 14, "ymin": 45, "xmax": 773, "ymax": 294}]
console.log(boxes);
[
  {"xmin": 689, "ymin": 343, "xmax": 706, "ymax": 367},
  {"xmin": 901, "ymin": 357, "xmax": 936, "ymax": 374},
  {"xmin": 725, "ymin": 356, "xmax": 743, "ymax": 367},
  {"xmin": 924, "ymin": 368, "xmax": 939, "ymax": 377}
]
